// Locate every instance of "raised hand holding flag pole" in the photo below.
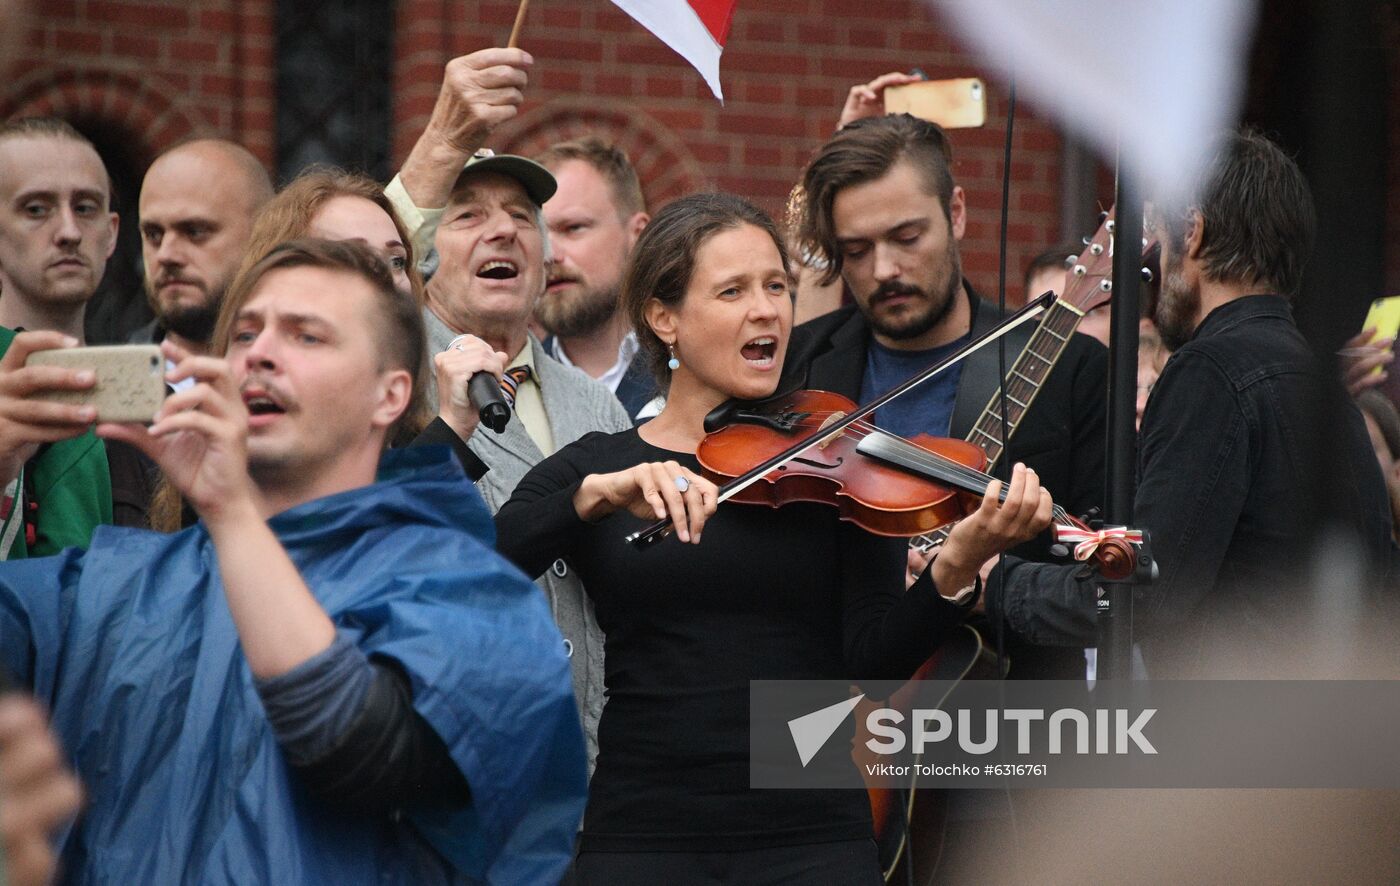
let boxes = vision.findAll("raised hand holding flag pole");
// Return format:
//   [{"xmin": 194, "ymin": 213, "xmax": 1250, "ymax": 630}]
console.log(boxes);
[{"xmin": 609, "ymin": 0, "xmax": 738, "ymax": 101}]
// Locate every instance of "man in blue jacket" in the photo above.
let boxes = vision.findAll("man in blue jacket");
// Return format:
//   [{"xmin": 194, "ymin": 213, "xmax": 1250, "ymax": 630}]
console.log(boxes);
[{"xmin": 0, "ymin": 238, "xmax": 586, "ymax": 884}]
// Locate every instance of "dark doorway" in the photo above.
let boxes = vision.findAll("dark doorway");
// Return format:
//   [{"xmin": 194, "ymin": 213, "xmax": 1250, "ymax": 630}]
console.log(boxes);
[
  {"xmin": 72, "ymin": 117, "xmax": 154, "ymax": 345},
  {"xmin": 275, "ymin": 0, "xmax": 395, "ymax": 184}
]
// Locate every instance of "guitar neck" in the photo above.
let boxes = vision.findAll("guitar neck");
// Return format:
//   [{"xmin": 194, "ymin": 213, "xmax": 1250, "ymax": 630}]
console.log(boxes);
[
  {"xmin": 910, "ymin": 299, "xmax": 1084, "ymax": 554},
  {"xmin": 965, "ymin": 298, "xmax": 1084, "ymax": 468}
]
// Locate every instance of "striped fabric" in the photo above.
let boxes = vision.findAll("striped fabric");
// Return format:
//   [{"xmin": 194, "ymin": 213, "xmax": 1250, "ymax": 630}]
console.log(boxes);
[
  {"xmin": 499, "ymin": 365, "xmax": 534, "ymax": 410},
  {"xmin": 0, "ymin": 472, "xmax": 24, "ymax": 560}
]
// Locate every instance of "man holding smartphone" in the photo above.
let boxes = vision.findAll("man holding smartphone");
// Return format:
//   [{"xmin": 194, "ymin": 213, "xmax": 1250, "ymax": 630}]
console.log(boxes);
[
  {"xmin": 0, "ymin": 238, "xmax": 586, "ymax": 883},
  {"xmin": 0, "ymin": 117, "xmax": 118, "ymax": 558}
]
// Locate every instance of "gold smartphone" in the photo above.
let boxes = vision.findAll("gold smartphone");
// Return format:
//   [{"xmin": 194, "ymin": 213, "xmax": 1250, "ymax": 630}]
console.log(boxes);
[
  {"xmin": 26, "ymin": 345, "xmax": 167, "ymax": 423},
  {"xmin": 884, "ymin": 78, "xmax": 987, "ymax": 129}
]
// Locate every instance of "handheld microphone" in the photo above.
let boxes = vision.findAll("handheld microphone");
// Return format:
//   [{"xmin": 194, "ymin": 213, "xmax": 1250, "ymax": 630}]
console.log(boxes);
[{"xmin": 468, "ymin": 372, "xmax": 510, "ymax": 434}]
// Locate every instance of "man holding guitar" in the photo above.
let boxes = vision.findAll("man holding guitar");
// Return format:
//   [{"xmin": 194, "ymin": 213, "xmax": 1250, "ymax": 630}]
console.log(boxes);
[
  {"xmin": 787, "ymin": 111, "xmax": 1110, "ymax": 677},
  {"xmin": 782, "ymin": 101, "xmax": 1117, "ymax": 885}
]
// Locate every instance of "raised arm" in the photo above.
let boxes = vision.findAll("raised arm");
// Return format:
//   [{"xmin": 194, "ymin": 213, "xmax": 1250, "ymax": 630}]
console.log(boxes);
[
  {"xmin": 836, "ymin": 70, "xmax": 925, "ymax": 129},
  {"xmin": 390, "ymin": 48, "xmax": 533, "ymax": 256},
  {"xmin": 97, "ymin": 342, "xmax": 467, "ymax": 812}
]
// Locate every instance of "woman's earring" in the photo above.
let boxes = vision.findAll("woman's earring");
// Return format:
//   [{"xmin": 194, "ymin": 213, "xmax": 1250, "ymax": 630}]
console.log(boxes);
[{"xmin": 667, "ymin": 343, "xmax": 680, "ymax": 371}]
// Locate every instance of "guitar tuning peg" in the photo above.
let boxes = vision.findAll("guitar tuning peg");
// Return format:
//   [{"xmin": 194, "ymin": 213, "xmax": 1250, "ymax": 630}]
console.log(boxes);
[
  {"xmin": 1098, "ymin": 280, "xmax": 1112, "ymax": 292},
  {"xmin": 1071, "ymin": 263, "xmax": 1087, "ymax": 277},
  {"xmin": 1105, "ymin": 220, "xmax": 1116, "ymax": 234},
  {"xmin": 1141, "ymin": 237, "xmax": 1149, "ymax": 249},
  {"xmin": 1081, "ymin": 236, "xmax": 1092, "ymax": 246},
  {"xmin": 1141, "ymin": 267, "xmax": 1155, "ymax": 283},
  {"xmin": 1097, "ymin": 210, "xmax": 1109, "ymax": 221},
  {"xmin": 1063, "ymin": 253, "xmax": 1079, "ymax": 268},
  {"xmin": 1089, "ymin": 243, "xmax": 1104, "ymax": 256}
]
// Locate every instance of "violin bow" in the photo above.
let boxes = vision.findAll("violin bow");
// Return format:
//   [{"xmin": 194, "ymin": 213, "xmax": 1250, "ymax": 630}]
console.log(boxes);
[{"xmin": 626, "ymin": 290, "xmax": 1056, "ymax": 548}]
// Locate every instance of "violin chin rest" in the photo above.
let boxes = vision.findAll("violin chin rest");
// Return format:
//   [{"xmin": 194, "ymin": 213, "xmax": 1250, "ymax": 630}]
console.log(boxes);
[
  {"xmin": 706, "ymin": 385, "xmax": 809, "ymax": 432},
  {"xmin": 703, "ymin": 400, "xmax": 738, "ymax": 433}
]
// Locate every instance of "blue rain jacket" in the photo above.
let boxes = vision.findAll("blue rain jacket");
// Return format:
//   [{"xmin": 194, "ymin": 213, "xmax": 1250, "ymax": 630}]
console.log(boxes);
[{"xmin": 0, "ymin": 447, "xmax": 586, "ymax": 885}]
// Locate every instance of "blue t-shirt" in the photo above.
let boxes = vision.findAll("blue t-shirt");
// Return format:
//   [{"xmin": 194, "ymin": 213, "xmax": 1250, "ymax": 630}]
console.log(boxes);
[{"xmin": 860, "ymin": 335, "xmax": 969, "ymax": 439}]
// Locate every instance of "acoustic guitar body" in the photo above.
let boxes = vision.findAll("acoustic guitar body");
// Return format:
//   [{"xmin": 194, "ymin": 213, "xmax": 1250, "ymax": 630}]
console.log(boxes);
[{"xmin": 853, "ymin": 625, "xmax": 1008, "ymax": 883}]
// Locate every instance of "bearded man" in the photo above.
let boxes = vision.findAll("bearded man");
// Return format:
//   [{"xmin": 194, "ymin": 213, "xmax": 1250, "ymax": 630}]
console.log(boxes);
[
  {"xmin": 533, "ymin": 138, "xmax": 653, "ymax": 419},
  {"xmin": 994, "ymin": 129, "xmax": 1395, "ymax": 676},
  {"xmin": 786, "ymin": 111, "xmax": 1109, "ymax": 679},
  {"xmin": 133, "ymin": 139, "xmax": 273, "ymax": 355}
]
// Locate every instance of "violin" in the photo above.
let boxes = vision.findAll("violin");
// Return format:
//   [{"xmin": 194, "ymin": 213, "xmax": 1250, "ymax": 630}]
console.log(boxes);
[
  {"xmin": 697, "ymin": 388, "xmax": 1138, "ymax": 579},
  {"xmin": 696, "ymin": 389, "xmax": 994, "ymax": 538},
  {"xmin": 626, "ymin": 293, "xmax": 1056, "ymax": 551},
  {"xmin": 624, "ymin": 291, "xmax": 1140, "ymax": 580}
]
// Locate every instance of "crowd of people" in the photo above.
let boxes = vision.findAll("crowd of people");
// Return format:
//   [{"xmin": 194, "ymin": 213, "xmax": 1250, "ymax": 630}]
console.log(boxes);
[{"xmin": 0, "ymin": 42, "xmax": 1393, "ymax": 886}]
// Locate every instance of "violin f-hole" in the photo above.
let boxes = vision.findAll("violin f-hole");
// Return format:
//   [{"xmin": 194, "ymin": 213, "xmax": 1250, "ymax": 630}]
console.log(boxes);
[{"xmin": 790, "ymin": 455, "xmax": 845, "ymax": 471}]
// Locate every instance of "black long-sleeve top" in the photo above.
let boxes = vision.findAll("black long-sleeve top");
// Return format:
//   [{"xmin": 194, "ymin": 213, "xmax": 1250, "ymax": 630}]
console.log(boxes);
[
  {"xmin": 494, "ymin": 427, "xmax": 969, "ymax": 852},
  {"xmin": 255, "ymin": 633, "xmax": 470, "ymax": 814}
]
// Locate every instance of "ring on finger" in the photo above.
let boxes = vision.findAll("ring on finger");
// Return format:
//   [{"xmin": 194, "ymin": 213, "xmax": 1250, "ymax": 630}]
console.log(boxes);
[{"xmin": 674, "ymin": 475, "xmax": 690, "ymax": 493}]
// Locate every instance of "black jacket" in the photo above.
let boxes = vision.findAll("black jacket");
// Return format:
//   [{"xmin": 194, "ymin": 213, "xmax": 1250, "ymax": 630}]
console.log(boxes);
[
  {"xmin": 781, "ymin": 284, "xmax": 1107, "ymax": 521},
  {"xmin": 542, "ymin": 334, "xmax": 658, "ymax": 423},
  {"xmin": 779, "ymin": 283, "xmax": 1110, "ymax": 677},
  {"xmin": 996, "ymin": 295, "xmax": 1397, "ymax": 675}
]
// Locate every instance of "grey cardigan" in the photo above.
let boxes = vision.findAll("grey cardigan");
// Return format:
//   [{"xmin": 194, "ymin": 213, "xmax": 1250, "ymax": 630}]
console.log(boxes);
[{"xmin": 424, "ymin": 308, "xmax": 631, "ymax": 771}]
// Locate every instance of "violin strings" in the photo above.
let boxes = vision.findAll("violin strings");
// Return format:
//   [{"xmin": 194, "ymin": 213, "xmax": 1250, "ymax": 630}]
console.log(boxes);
[
  {"xmin": 784, "ymin": 410, "xmax": 1072, "ymax": 524},
  {"xmin": 790, "ymin": 414, "xmax": 1006, "ymax": 494},
  {"xmin": 788, "ymin": 412, "xmax": 1006, "ymax": 494},
  {"xmin": 868, "ymin": 428, "xmax": 1073, "ymax": 524}
]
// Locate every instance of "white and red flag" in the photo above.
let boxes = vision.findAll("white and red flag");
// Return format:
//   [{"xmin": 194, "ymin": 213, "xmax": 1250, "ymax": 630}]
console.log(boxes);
[{"xmin": 609, "ymin": 0, "xmax": 738, "ymax": 101}]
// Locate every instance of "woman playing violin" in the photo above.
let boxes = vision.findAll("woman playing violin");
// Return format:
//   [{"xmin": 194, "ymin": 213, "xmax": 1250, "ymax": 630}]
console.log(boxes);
[{"xmin": 493, "ymin": 193, "xmax": 1052, "ymax": 884}]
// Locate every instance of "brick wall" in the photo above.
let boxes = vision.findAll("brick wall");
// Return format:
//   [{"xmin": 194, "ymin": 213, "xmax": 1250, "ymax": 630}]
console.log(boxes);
[
  {"xmin": 3, "ymin": 0, "xmax": 1394, "ymax": 306},
  {"xmin": 0, "ymin": 0, "xmax": 275, "ymax": 168},
  {"xmin": 395, "ymin": 0, "xmax": 1070, "ymax": 304}
]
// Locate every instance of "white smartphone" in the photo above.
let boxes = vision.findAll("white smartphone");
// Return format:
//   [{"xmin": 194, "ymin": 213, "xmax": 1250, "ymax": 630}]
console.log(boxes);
[{"xmin": 27, "ymin": 344, "xmax": 167, "ymax": 423}]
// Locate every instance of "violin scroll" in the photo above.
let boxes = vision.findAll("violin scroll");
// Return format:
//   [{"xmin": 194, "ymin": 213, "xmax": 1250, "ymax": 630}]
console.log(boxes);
[{"xmin": 1051, "ymin": 521, "xmax": 1147, "ymax": 581}]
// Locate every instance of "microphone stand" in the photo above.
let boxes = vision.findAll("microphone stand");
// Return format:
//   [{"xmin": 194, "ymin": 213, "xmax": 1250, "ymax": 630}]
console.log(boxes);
[{"xmin": 1097, "ymin": 168, "xmax": 1143, "ymax": 680}]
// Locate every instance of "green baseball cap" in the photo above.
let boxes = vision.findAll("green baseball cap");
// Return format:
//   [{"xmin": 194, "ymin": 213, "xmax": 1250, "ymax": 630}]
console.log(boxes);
[{"xmin": 456, "ymin": 148, "xmax": 557, "ymax": 207}]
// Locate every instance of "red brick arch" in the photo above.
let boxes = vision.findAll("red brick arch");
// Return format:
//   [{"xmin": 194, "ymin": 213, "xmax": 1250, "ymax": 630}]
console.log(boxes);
[
  {"xmin": 496, "ymin": 98, "xmax": 709, "ymax": 211},
  {"xmin": 0, "ymin": 67, "xmax": 206, "ymax": 165}
]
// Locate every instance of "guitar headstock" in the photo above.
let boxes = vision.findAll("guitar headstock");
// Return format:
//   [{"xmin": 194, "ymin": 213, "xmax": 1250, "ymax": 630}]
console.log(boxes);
[
  {"xmin": 1061, "ymin": 208, "xmax": 1119, "ymax": 313},
  {"xmin": 1056, "ymin": 207, "xmax": 1162, "ymax": 315}
]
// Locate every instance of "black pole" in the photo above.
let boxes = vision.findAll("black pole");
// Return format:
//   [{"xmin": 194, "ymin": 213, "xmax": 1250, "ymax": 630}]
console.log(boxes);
[{"xmin": 1097, "ymin": 170, "xmax": 1142, "ymax": 680}]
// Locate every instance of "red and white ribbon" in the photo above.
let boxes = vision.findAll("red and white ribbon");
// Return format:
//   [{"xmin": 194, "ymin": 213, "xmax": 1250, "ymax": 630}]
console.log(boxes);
[{"xmin": 1053, "ymin": 525, "xmax": 1143, "ymax": 562}]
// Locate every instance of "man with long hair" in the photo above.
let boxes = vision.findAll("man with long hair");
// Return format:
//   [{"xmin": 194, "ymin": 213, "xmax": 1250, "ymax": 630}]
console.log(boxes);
[
  {"xmin": 791, "ymin": 110, "xmax": 1108, "ymax": 679},
  {"xmin": 997, "ymin": 130, "xmax": 1395, "ymax": 675}
]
